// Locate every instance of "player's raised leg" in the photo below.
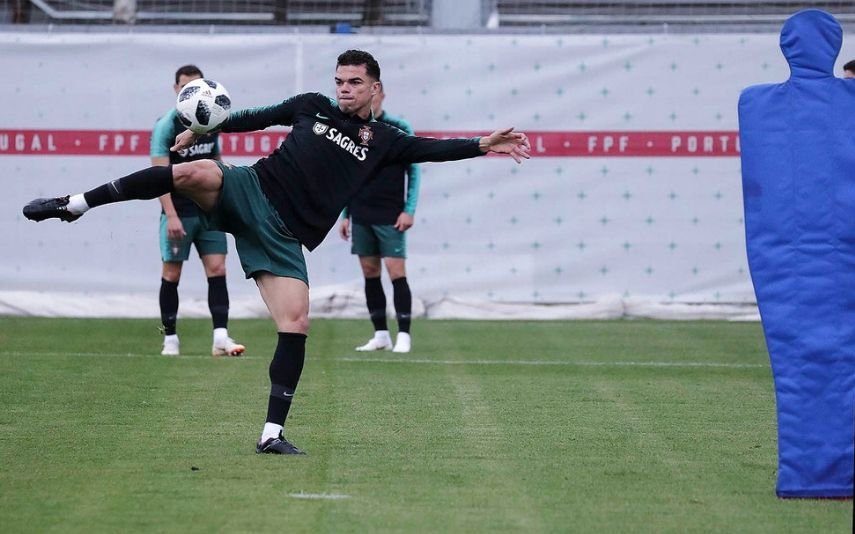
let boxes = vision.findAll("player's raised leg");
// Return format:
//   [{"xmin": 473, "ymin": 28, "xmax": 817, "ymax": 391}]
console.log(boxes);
[
  {"xmin": 22, "ymin": 160, "xmax": 223, "ymax": 221},
  {"xmin": 253, "ymin": 273, "xmax": 309, "ymax": 455}
]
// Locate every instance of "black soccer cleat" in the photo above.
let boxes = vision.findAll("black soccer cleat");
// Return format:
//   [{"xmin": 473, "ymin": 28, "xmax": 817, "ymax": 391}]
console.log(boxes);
[
  {"xmin": 256, "ymin": 434, "xmax": 306, "ymax": 455},
  {"xmin": 23, "ymin": 196, "xmax": 81, "ymax": 222}
]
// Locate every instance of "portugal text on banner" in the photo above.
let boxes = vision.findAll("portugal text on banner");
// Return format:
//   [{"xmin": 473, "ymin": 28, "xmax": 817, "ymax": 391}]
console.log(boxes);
[{"xmin": 0, "ymin": 129, "xmax": 739, "ymax": 157}]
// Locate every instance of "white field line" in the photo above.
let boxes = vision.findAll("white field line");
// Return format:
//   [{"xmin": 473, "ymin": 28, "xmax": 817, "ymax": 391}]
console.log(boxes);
[
  {"xmin": 288, "ymin": 492, "xmax": 351, "ymax": 500},
  {"xmin": 0, "ymin": 351, "xmax": 259, "ymax": 360},
  {"xmin": 336, "ymin": 356, "xmax": 767, "ymax": 369},
  {"xmin": 0, "ymin": 351, "xmax": 767, "ymax": 369}
]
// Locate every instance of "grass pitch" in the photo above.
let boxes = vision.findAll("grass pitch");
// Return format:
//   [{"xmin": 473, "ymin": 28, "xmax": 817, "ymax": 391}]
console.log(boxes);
[{"xmin": 0, "ymin": 317, "xmax": 850, "ymax": 533}]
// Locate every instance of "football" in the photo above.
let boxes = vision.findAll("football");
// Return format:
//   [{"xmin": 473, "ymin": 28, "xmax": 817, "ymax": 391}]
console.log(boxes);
[{"xmin": 175, "ymin": 78, "xmax": 231, "ymax": 134}]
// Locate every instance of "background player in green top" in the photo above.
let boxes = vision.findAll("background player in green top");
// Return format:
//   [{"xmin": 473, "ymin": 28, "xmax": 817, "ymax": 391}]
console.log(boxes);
[
  {"xmin": 151, "ymin": 64, "xmax": 245, "ymax": 357},
  {"xmin": 24, "ymin": 50, "xmax": 531, "ymax": 455},
  {"xmin": 339, "ymin": 82, "xmax": 418, "ymax": 353}
]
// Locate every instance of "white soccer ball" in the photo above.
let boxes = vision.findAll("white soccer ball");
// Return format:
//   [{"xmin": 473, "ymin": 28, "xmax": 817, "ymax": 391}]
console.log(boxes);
[{"xmin": 175, "ymin": 78, "xmax": 231, "ymax": 134}]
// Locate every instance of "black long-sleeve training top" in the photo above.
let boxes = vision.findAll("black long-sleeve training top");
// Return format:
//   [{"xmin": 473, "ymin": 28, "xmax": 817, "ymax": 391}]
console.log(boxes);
[{"xmin": 220, "ymin": 92, "xmax": 483, "ymax": 250}]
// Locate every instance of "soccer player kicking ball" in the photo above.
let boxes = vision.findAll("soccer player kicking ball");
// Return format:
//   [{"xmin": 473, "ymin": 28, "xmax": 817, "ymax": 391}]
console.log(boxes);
[{"xmin": 23, "ymin": 50, "xmax": 531, "ymax": 455}]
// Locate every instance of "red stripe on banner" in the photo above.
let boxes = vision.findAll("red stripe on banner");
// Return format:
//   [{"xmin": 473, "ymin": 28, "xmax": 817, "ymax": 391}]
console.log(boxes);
[
  {"xmin": 0, "ymin": 129, "xmax": 740, "ymax": 157},
  {"xmin": 426, "ymin": 131, "xmax": 740, "ymax": 157}
]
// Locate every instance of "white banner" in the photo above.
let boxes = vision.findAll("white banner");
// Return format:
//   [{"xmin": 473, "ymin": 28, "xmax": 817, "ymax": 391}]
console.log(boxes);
[{"xmin": 3, "ymin": 30, "xmax": 842, "ymax": 318}]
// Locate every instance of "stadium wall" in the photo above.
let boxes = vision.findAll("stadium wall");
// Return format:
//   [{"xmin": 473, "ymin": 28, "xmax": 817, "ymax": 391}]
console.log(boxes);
[{"xmin": 3, "ymin": 30, "xmax": 846, "ymax": 319}]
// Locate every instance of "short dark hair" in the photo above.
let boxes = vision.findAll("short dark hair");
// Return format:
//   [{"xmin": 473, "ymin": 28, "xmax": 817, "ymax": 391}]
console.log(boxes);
[
  {"xmin": 845, "ymin": 60, "xmax": 855, "ymax": 74},
  {"xmin": 336, "ymin": 50, "xmax": 381, "ymax": 81},
  {"xmin": 175, "ymin": 64, "xmax": 204, "ymax": 85}
]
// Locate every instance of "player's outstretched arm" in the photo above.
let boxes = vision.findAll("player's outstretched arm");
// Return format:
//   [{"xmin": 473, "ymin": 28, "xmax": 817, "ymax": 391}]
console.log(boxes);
[
  {"xmin": 478, "ymin": 128, "xmax": 531, "ymax": 163},
  {"xmin": 387, "ymin": 128, "xmax": 528, "ymax": 166}
]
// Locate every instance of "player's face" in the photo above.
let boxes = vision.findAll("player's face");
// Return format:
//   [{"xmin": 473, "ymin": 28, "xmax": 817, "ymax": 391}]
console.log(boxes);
[
  {"xmin": 845, "ymin": 70, "xmax": 855, "ymax": 79},
  {"xmin": 174, "ymin": 73, "xmax": 202, "ymax": 95},
  {"xmin": 335, "ymin": 64, "xmax": 379, "ymax": 117}
]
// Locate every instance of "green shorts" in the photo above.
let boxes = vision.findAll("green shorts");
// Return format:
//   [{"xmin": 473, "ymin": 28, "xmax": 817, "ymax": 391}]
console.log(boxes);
[
  {"xmin": 202, "ymin": 162, "xmax": 308, "ymax": 284},
  {"xmin": 159, "ymin": 214, "xmax": 227, "ymax": 262},
  {"xmin": 351, "ymin": 222, "xmax": 407, "ymax": 258}
]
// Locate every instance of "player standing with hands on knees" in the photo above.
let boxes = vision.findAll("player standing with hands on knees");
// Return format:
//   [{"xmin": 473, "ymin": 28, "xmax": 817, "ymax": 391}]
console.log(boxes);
[
  {"xmin": 340, "ymin": 81, "xmax": 418, "ymax": 354},
  {"xmin": 24, "ymin": 49, "xmax": 531, "ymax": 455}
]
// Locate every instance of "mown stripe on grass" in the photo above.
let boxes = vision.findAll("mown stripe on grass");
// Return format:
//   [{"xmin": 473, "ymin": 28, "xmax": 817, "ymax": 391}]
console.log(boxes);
[{"xmin": 446, "ymin": 366, "xmax": 546, "ymax": 530}]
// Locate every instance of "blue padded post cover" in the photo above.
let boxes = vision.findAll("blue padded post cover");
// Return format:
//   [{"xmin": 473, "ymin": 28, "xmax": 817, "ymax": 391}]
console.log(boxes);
[{"xmin": 739, "ymin": 9, "xmax": 855, "ymax": 498}]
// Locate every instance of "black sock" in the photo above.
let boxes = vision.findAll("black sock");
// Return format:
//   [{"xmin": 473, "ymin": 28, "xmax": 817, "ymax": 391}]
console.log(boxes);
[
  {"xmin": 83, "ymin": 166, "xmax": 174, "ymax": 208},
  {"xmin": 392, "ymin": 277, "xmax": 412, "ymax": 334},
  {"xmin": 365, "ymin": 276, "xmax": 388, "ymax": 331},
  {"xmin": 266, "ymin": 332, "xmax": 307, "ymax": 426},
  {"xmin": 159, "ymin": 278, "xmax": 179, "ymax": 336},
  {"xmin": 207, "ymin": 275, "xmax": 229, "ymax": 330}
]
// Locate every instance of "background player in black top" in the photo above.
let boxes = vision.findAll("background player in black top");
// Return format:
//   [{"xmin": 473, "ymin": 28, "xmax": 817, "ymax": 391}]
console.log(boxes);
[
  {"xmin": 339, "ymin": 82, "xmax": 419, "ymax": 353},
  {"xmin": 151, "ymin": 64, "xmax": 244, "ymax": 358},
  {"xmin": 24, "ymin": 50, "xmax": 531, "ymax": 455}
]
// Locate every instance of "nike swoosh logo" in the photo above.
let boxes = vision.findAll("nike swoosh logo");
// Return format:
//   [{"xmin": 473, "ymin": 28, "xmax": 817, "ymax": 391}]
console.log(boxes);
[{"xmin": 316, "ymin": 113, "xmax": 330, "ymax": 120}]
